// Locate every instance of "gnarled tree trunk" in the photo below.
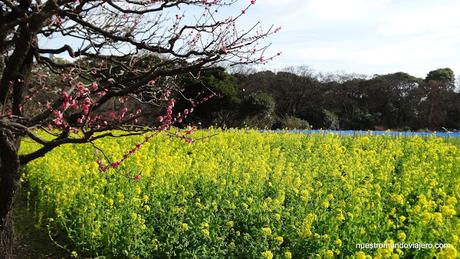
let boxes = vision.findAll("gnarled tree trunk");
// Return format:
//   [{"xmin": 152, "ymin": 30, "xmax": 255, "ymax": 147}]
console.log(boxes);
[{"xmin": 0, "ymin": 125, "xmax": 20, "ymax": 258}]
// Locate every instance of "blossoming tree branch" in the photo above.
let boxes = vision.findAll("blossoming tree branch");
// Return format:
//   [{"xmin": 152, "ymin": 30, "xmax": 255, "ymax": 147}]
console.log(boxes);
[{"xmin": 0, "ymin": 0, "xmax": 279, "ymax": 247}]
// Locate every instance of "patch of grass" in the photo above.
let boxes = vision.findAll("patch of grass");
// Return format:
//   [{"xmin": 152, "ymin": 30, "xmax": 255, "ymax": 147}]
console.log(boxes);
[
  {"xmin": 446, "ymin": 137, "xmax": 460, "ymax": 147},
  {"xmin": 12, "ymin": 187, "xmax": 67, "ymax": 259}
]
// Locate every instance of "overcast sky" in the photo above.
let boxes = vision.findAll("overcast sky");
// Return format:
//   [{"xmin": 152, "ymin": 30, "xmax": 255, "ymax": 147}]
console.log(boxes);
[{"xmin": 231, "ymin": 0, "xmax": 460, "ymax": 78}]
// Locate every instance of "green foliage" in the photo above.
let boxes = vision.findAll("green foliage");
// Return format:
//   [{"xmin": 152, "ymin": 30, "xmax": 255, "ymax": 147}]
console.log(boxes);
[
  {"xmin": 204, "ymin": 69, "xmax": 239, "ymax": 97},
  {"xmin": 167, "ymin": 67, "xmax": 460, "ymax": 130},
  {"xmin": 233, "ymin": 69, "xmax": 459, "ymax": 130},
  {"xmin": 238, "ymin": 92, "xmax": 276, "ymax": 128},
  {"xmin": 425, "ymin": 68, "xmax": 455, "ymax": 85},
  {"xmin": 177, "ymin": 68, "xmax": 241, "ymax": 127},
  {"xmin": 274, "ymin": 116, "xmax": 311, "ymax": 130},
  {"xmin": 322, "ymin": 110, "xmax": 340, "ymax": 130},
  {"xmin": 240, "ymin": 92, "xmax": 275, "ymax": 118}
]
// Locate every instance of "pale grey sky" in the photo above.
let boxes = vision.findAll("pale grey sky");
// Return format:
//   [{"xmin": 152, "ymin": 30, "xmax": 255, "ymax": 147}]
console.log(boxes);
[
  {"xmin": 233, "ymin": 0, "xmax": 460, "ymax": 78},
  {"xmin": 42, "ymin": 0, "xmax": 460, "ymax": 78}
]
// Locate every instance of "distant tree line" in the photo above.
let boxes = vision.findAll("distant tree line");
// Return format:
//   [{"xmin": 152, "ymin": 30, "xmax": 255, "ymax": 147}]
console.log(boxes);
[
  {"xmin": 19, "ymin": 58, "xmax": 460, "ymax": 131},
  {"xmin": 175, "ymin": 67, "xmax": 460, "ymax": 131}
]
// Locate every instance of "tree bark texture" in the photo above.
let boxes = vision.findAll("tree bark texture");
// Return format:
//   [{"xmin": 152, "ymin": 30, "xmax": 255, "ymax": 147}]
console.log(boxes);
[{"xmin": 0, "ymin": 126, "xmax": 20, "ymax": 258}]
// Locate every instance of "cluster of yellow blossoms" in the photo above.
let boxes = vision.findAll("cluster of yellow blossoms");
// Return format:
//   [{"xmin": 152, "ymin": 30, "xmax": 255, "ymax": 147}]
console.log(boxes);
[{"xmin": 20, "ymin": 129, "xmax": 459, "ymax": 258}]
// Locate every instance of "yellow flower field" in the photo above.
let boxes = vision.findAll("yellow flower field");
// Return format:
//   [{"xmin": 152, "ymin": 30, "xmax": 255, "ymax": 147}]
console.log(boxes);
[{"xmin": 20, "ymin": 130, "xmax": 460, "ymax": 258}]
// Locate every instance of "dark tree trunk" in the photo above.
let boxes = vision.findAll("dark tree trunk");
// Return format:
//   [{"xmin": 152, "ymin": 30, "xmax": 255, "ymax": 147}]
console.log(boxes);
[
  {"xmin": 0, "ymin": 126, "xmax": 20, "ymax": 258},
  {"xmin": 0, "ymin": 8, "xmax": 48, "ymax": 256}
]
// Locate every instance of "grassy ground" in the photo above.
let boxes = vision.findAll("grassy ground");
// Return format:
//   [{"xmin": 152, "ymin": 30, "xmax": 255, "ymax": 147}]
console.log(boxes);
[
  {"xmin": 11, "ymin": 188, "xmax": 67, "ymax": 259},
  {"xmin": 447, "ymin": 137, "xmax": 460, "ymax": 147}
]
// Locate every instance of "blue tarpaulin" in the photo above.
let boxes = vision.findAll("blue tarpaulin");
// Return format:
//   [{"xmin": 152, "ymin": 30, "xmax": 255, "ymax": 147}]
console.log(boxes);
[{"xmin": 263, "ymin": 130, "xmax": 460, "ymax": 138}]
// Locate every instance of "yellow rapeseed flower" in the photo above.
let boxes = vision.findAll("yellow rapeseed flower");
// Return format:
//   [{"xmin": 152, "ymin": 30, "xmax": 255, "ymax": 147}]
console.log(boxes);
[
  {"xmin": 356, "ymin": 251, "xmax": 366, "ymax": 259},
  {"xmin": 446, "ymin": 196, "xmax": 457, "ymax": 206},
  {"xmin": 432, "ymin": 212, "xmax": 443, "ymax": 225},
  {"xmin": 399, "ymin": 215, "xmax": 406, "ymax": 222},
  {"xmin": 336, "ymin": 212, "xmax": 345, "ymax": 222},
  {"xmin": 437, "ymin": 246, "xmax": 457, "ymax": 258},
  {"xmin": 181, "ymin": 223, "xmax": 189, "ymax": 231},
  {"xmin": 226, "ymin": 221, "xmax": 234, "ymax": 228},
  {"xmin": 334, "ymin": 239, "xmax": 342, "ymax": 247},
  {"xmin": 202, "ymin": 229, "xmax": 210, "ymax": 237},
  {"xmin": 261, "ymin": 250, "xmax": 273, "ymax": 259},
  {"xmin": 441, "ymin": 206, "xmax": 457, "ymax": 217},
  {"xmin": 398, "ymin": 232, "xmax": 406, "ymax": 241},
  {"xmin": 261, "ymin": 227, "xmax": 272, "ymax": 237},
  {"xmin": 275, "ymin": 236, "xmax": 284, "ymax": 246}
]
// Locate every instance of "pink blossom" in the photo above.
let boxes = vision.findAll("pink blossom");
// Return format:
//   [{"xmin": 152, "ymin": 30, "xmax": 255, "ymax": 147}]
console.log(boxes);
[
  {"xmin": 82, "ymin": 105, "xmax": 90, "ymax": 116},
  {"xmin": 111, "ymin": 161, "xmax": 120, "ymax": 169},
  {"xmin": 97, "ymin": 90, "xmax": 107, "ymax": 97},
  {"xmin": 91, "ymin": 82, "xmax": 99, "ymax": 90},
  {"xmin": 53, "ymin": 110, "xmax": 64, "ymax": 126}
]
